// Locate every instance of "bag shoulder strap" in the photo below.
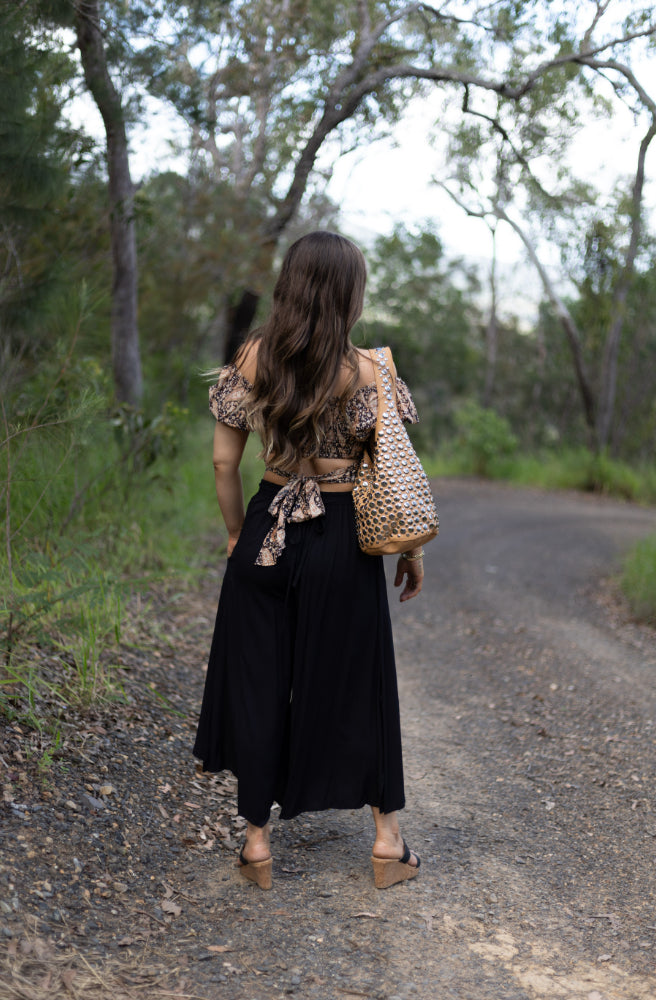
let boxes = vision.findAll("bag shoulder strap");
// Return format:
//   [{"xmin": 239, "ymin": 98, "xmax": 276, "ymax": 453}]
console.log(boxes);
[
  {"xmin": 368, "ymin": 346, "xmax": 397, "ymax": 393},
  {"xmin": 381, "ymin": 345, "xmax": 395, "ymax": 378},
  {"xmin": 368, "ymin": 346, "xmax": 399, "ymax": 439}
]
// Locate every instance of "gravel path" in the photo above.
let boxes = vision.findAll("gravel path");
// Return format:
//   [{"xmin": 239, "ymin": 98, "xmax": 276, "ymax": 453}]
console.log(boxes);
[{"xmin": 2, "ymin": 478, "xmax": 656, "ymax": 1000}]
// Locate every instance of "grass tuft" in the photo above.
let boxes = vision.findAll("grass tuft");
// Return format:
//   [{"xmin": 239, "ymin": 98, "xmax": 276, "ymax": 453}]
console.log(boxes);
[
  {"xmin": 1, "ymin": 399, "xmax": 264, "ymax": 727},
  {"xmin": 621, "ymin": 535, "xmax": 656, "ymax": 626}
]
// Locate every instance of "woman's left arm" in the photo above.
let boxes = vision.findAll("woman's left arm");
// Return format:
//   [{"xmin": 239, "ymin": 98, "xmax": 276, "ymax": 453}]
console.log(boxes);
[{"xmin": 213, "ymin": 422, "xmax": 249, "ymax": 556}]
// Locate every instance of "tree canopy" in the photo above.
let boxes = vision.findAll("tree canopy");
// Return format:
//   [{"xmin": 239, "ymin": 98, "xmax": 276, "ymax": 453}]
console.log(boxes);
[{"xmin": 3, "ymin": 0, "xmax": 656, "ymax": 459}]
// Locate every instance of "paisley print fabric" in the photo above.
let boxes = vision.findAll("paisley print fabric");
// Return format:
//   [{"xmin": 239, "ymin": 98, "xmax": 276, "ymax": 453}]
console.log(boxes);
[
  {"xmin": 255, "ymin": 466, "xmax": 357, "ymax": 566},
  {"xmin": 208, "ymin": 366, "xmax": 252, "ymax": 433},
  {"xmin": 208, "ymin": 363, "xmax": 418, "ymax": 457}
]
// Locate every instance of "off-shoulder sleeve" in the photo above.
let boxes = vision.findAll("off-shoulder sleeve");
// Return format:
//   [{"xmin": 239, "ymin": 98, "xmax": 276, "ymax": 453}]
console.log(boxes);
[
  {"xmin": 345, "ymin": 376, "xmax": 419, "ymax": 441},
  {"xmin": 208, "ymin": 363, "xmax": 251, "ymax": 431},
  {"xmin": 394, "ymin": 377, "xmax": 419, "ymax": 424}
]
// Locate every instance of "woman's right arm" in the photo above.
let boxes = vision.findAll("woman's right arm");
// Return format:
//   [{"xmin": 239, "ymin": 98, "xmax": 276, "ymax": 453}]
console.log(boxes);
[{"xmin": 213, "ymin": 422, "xmax": 249, "ymax": 556}]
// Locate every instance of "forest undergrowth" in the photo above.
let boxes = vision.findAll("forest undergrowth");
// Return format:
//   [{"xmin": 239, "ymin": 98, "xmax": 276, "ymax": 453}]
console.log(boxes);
[{"xmin": 0, "ymin": 372, "xmax": 262, "ymax": 744}]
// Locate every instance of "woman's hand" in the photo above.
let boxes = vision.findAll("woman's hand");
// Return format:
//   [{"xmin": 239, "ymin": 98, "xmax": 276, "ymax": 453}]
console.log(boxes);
[
  {"xmin": 394, "ymin": 553, "xmax": 424, "ymax": 602},
  {"xmin": 227, "ymin": 534, "xmax": 240, "ymax": 557}
]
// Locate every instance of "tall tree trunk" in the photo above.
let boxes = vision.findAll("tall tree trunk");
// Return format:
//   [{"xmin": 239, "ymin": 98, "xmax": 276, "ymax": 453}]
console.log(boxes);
[
  {"xmin": 222, "ymin": 239, "xmax": 277, "ymax": 363},
  {"xmin": 224, "ymin": 290, "xmax": 259, "ymax": 363},
  {"xmin": 595, "ymin": 119, "xmax": 656, "ymax": 450},
  {"xmin": 74, "ymin": 1, "xmax": 142, "ymax": 406},
  {"xmin": 482, "ymin": 225, "xmax": 498, "ymax": 407}
]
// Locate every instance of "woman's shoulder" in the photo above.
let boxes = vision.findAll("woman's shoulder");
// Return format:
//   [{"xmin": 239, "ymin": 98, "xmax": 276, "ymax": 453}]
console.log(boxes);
[{"xmin": 353, "ymin": 346, "xmax": 397, "ymax": 388}]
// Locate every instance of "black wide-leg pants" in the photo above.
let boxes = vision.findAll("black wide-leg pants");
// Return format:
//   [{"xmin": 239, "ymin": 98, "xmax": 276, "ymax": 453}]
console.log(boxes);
[{"xmin": 193, "ymin": 480, "xmax": 405, "ymax": 827}]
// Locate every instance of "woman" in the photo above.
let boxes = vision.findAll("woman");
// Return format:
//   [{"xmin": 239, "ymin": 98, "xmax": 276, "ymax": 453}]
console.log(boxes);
[{"xmin": 193, "ymin": 231, "xmax": 426, "ymax": 890}]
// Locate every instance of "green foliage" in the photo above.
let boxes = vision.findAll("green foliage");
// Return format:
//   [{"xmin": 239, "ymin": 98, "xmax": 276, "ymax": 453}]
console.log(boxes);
[
  {"xmin": 0, "ymin": 307, "xmax": 235, "ymax": 719},
  {"xmin": 2, "ymin": 554, "xmax": 126, "ymax": 708},
  {"xmin": 438, "ymin": 2, "xmax": 656, "ymax": 454},
  {"xmin": 0, "ymin": 6, "xmax": 72, "ymax": 225},
  {"xmin": 0, "ymin": 6, "xmax": 102, "ymax": 404},
  {"xmin": 576, "ymin": 452, "xmax": 641, "ymax": 500},
  {"xmin": 573, "ymin": 244, "xmax": 656, "ymax": 462},
  {"xmin": 136, "ymin": 170, "xmax": 342, "ymax": 398},
  {"xmin": 0, "ymin": 3, "xmax": 81, "ymax": 371},
  {"xmin": 452, "ymin": 400, "xmax": 518, "ymax": 476},
  {"xmin": 0, "ymin": 396, "xmax": 258, "ymax": 719},
  {"xmin": 0, "ymin": 312, "xmax": 269, "ymax": 722},
  {"xmin": 422, "ymin": 441, "xmax": 656, "ymax": 507},
  {"xmin": 360, "ymin": 223, "xmax": 483, "ymax": 448},
  {"xmin": 136, "ymin": 169, "xmax": 260, "ymax": 399},
  {"xmin": 622, "ymin": 536, "xmax": 656, "ymax": 626},
  {"xmin": 499, "ymin": 450, "xmax": 656, "ymax": 502}
]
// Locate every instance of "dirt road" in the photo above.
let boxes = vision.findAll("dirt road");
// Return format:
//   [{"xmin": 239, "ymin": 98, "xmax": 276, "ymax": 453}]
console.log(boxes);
[
  {"xmin": 383, "ymin": 478, "xmax": 656, "ymax": 1000},
  {"xmin": 3, "ymin": 478, "xmax": 656, "ymax": 1000}
]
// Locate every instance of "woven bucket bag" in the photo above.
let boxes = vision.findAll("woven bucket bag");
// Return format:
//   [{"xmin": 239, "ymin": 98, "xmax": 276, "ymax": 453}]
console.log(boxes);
[{"xmin": 352, "ymin": 347, "xmax": 438, "ymax": 556}]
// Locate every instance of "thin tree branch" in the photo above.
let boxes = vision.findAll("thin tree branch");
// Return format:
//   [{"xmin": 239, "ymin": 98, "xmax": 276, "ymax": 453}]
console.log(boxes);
[
  {"xmin": 581, "ymin": 0, "xmax": 612, "ymax": 52},
  {"xmin": 0, "ymin": 416, "xmax": 80, "ymax": 451},
  {"xmin": 577, "ymin": 58, "xmax": 656, "ymax": 116},
  {"xmin": 435, "ymin": 180, "xmax": 490, "ymax": 222},
  {"xmin": 419, "ymin": 2, "xmax": 500, "ymax": 35},
  {"xmin": 266, "ymin": 17, "xmax": 656, "ymax": 243},
  {"xmin": 460, "ymin": 95, "xmax": 563, "ymax": 206}
]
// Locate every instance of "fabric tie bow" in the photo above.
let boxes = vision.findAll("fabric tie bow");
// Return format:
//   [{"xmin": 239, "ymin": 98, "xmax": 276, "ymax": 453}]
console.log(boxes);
[
  {"xmin": 256, "ymin": 476, "xmax": 326, "ymax": 566},
  {"xmin": 254, "ymin": 464, "xmax": 359, "ymax": 566}
]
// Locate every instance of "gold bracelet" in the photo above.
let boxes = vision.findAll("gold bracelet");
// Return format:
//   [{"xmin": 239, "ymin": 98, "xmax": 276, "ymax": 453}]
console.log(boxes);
[{"xmin": 401, "ymin": 549, "xmax": 424, "ymax": 561}]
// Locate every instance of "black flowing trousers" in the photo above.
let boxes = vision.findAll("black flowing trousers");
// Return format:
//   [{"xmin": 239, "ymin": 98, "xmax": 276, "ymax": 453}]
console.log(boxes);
[{"xmin": 193, "ymin": 480, "xmax": 405, "ymax": 827}]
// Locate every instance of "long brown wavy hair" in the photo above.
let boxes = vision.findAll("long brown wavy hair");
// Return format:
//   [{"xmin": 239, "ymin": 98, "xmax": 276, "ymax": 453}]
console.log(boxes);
[{"xmin": 239, "ymin": 231, "xmax": 366, "ymax": 471}]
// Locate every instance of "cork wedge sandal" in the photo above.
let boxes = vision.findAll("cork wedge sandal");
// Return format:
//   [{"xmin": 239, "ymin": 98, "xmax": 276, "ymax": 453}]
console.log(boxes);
[
  {"xmin": 238, "ymin": 848, "xmax": 273, "ymax": 890},
  {"xmin": 372, "ymin": 841, "xmax": 420, "ymax": 889}
]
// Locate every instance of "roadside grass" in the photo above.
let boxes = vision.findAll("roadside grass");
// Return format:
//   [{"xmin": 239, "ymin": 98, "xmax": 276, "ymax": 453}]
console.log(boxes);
[
  {"xmin": 1, "ymin": 406, "xmax": 264, "ymax": 731},
  {"xmin": 422, "ymin": 445, "xmax": 656, "ymax": 504},
  {"xmin": 621, "ymin": 535, "xmax": 656, "ymax": 626}
]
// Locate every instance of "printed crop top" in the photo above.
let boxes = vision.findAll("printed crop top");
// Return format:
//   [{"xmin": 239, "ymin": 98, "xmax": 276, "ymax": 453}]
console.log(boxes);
[
  {"xmin": 209, "ymin": 361, "xmax": 419, "ymax": 460},
  {"xmin": 209, "ymin": 357, "xmax": 419, "ymax": 566}
]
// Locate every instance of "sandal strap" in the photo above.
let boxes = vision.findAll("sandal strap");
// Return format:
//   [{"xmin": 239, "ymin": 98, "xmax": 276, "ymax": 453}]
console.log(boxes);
[{"xmin": 400, "ymin": 840, "xmax": 421, "ymax": 868}]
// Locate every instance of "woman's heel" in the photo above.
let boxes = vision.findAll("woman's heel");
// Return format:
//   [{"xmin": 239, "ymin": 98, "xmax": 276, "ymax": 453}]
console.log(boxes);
[
  {"xmin": 238, "ymin": 849, "xmax": 273, "ymax": 890},
  {"xmin": 372, "ymin": 841, "xmax": 420, "ymax": 889}
]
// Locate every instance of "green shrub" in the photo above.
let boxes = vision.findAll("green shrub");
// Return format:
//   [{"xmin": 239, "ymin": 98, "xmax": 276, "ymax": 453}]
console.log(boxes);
[
  {"xmin": 1, "ymin": 363, "xmax": 267, "ymax": 722},
  {"xmin": 622, "ymin": 535, "xmax": 656, "ymax": 625},
  {"xmin": 453, "ymin": 400, "xmax": 518, "ymax": 477},
  {"xmin": 580, "ymin": 452, "xmax": 643, "ymax": 500}
]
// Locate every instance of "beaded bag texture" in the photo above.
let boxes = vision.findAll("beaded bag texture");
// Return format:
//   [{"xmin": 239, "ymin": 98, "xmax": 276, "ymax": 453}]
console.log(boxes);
[{"xmin": 353, "ymin": 347, "xmax": 438, "ymax": 556}]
